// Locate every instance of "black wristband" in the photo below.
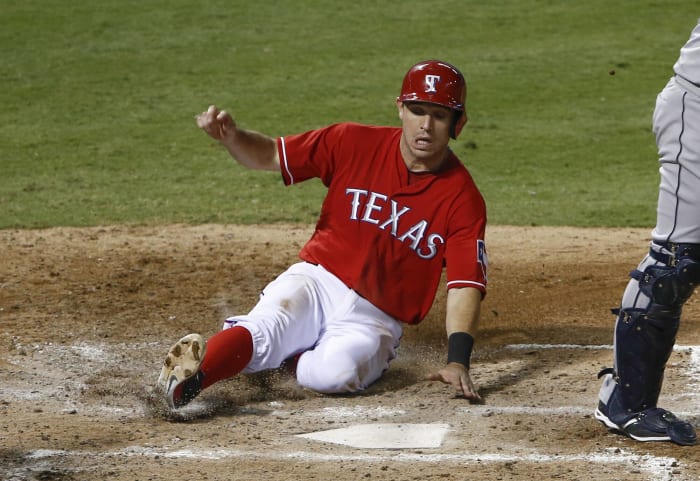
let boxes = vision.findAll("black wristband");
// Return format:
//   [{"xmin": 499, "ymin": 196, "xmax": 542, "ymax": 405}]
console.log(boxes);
[{"xmin": 447, "ymin": 332, "xmax": 474, "ymax": 369}]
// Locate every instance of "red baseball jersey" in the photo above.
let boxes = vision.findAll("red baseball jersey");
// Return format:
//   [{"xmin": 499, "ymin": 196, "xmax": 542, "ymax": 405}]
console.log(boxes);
[{"xmin": 277, "ymin": 122, "xmax": 487, "ymax": 324}]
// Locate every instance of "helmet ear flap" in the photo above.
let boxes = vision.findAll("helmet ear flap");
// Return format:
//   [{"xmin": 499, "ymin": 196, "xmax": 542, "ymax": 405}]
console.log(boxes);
[{"xmin": 451, "ymin": 110, "xmax": 468, "ymax": 139}]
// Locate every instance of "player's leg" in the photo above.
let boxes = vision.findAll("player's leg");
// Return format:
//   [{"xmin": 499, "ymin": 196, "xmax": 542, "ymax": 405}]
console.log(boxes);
[
  {"xmin": 157, "ymin": 262, "xmax": 326, "ymax": 408},
  {"xmin": 295, "ymin": 291, "xmax": 403, "ymax": 393},
  {"xmin": 595, "ymin": 248, "xmax": 692, "ymax": 442},
  {"xmin": 596, "ymin": 244, "xmax": 700, "ymax": 444},
  {"xmin": 157, "ymin": 327, "xmax": 253, "ymax": 409},
  {"xmin": 652, "ymin": 76, "xmax": 700, "ymax": 244},
  {"xmin": 224, "ymin": 262, "xmax": 329, "ymax": 373},
  {"xmin": 596, "ymin": 77, "xmax": 700, "ymax": 444}
]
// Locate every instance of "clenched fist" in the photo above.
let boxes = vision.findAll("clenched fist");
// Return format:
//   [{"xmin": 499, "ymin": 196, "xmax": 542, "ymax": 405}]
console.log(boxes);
[{"xmin": 196, "ymin": 105, "xmax": 236, "ymax": 141}]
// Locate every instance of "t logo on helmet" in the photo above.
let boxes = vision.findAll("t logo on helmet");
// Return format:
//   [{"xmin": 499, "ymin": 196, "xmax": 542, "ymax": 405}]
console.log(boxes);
[{"xmin": 425, "ymin": 75, "xmax": 441, "ymax": 93}]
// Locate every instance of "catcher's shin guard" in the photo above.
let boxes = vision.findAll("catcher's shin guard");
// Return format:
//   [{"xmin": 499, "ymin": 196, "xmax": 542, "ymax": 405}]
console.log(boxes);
[
  {"xmin": 611, "ymin": 304, "xmax": 680, "ymax": 416},
  {"xmin": 608, "ymin": 242, "xmax": 700, "ymax": 416}
]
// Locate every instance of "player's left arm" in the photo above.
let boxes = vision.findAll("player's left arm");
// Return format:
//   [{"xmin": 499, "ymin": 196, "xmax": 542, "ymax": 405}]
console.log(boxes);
[{"xmin": 426, "ymin": 286, "xmax": 482, "ymax": 401}]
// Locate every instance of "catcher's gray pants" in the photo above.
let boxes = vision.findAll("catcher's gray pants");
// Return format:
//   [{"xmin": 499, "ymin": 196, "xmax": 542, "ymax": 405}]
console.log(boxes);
[
  {"xmin": 602, "ymin": 73, "xmax": 700, "ymax": 413},
  {"xmin": 652, "ymin": 74, "xmax": 700, "ymax": 244}
]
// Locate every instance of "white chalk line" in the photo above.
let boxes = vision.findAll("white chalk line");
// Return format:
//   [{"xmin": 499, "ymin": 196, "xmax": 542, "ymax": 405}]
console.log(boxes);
[
  {"xmin": 507, "ymin": 343, "xmax": 614, "ymax": 350},
  {"xmin": 505, "ymin": 343, "xmax": 698, "ymax": 352},
  {"xmin": 25, "ymin": 446, "xmax": 681, "ymax": 480},
  {"xmin": 458, "ymin": 405, "xmax": 592, "ymax": 415}
]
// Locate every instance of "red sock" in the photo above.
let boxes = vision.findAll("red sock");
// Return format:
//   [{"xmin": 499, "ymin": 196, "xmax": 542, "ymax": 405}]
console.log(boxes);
[{"xmin": 200, "ymin": 326, "xmax": 253, "ymax": 389}]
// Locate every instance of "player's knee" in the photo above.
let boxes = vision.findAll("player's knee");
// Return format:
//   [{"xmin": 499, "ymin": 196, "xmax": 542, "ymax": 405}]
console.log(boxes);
[{"xmin": 296, "ymin": 354, "xmax": 364, "ymax": 394}]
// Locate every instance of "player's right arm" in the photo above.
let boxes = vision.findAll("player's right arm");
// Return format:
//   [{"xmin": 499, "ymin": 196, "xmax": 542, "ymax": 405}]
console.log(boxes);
[
  {"xmin": 425, "ymin": 286, "xmax": 482, "ymax": 401},
  {"xmin": 195, "ymin": 105, "xmax": 280, "ymax": 172}
]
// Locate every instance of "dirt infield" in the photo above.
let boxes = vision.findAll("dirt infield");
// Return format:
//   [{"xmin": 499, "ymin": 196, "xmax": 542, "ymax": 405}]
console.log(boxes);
[{"xmin": 1, "ymin": 224, "xmax": 699, "ymax": 480}]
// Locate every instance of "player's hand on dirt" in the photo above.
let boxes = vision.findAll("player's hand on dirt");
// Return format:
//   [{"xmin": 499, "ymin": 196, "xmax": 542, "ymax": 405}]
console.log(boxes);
[
  {"xmin": 196, "ymin": 105, "xmax": 237, "ymax": 142},
  {"xmin": 426, "ymin": 362, "xmax": 482, "ymax": 402}
]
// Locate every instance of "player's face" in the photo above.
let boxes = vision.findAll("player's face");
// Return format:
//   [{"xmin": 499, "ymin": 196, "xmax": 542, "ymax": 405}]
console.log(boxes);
[{"xmin": 398, "ymin": 101, "xmax": 452, "ymax": 171}]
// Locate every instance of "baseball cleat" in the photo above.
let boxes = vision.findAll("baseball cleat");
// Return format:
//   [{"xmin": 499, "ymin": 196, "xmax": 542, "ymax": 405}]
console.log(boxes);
[
  {"xmin": 157, "ymin": 333, "xmax": 206, "ymax": 409},
  {"xmin": 595, "ymin": 402, "xmax": 697, "ymax": 446},
  {"xmin": 595, "ymin": 369, "xmax": 697, "ymax": 445}
]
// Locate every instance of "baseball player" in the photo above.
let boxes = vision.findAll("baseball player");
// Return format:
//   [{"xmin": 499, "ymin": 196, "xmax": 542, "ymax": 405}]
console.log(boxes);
[
  {"xmin": 595, "ymin": 19, "xmax": 700, "ymax": 445},
  {"xmin": 156, "ymin": 60, "xmax": 488, "ymax": 409}
]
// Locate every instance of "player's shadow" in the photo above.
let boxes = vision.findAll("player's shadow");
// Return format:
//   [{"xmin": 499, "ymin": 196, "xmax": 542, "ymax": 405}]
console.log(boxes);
[
  {"xmin": 146, "ymin": 362, "xmax": 424, "ymax": 422},
  {"xmin": 472, "ymin": 344, "xmax": 604, "ymax": 402},
  {"xmin": 475, "ymin": 360, "xmax": 540, "ymax": 400},
  {"xmin": 440, "ymin": 324, "xmax": 614, "ymax": 402}
]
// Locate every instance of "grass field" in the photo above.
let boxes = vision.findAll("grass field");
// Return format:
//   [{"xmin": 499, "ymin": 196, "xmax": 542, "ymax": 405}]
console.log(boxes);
[{"xmin": 1, "ymin": 1, "xmax": 697, "ymax": 228}]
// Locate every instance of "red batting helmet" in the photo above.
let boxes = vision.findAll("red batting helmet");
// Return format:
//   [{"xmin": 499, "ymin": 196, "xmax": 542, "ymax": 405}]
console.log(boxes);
[{"xmin": 398, "ymin": 60, "xmax": 467, "ymax": 139}]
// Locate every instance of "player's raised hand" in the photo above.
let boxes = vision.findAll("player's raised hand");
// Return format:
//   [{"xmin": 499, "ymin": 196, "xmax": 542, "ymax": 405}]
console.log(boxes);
[
  {"xmin": 426, "ymin": 362, "xmax": 482, "ymax": 402},
  {"xmin": 196, "ymin": 105, "xmax": 236, "ymax": 142}
]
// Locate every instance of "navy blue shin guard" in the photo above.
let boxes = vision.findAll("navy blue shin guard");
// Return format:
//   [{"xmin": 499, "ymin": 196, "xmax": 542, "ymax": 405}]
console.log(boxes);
[
  {"xmin": 613, "ymin": 305, "xmax": 680, "ymax": 414},
  {"xmin": 612, "ymin": 243, "xmax": 700, "ymax": 414}
]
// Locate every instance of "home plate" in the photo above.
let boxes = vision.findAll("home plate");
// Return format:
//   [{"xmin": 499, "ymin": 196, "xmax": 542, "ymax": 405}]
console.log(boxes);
[{"xmin": 296, "ymin": 423, "xmax": 450, "ymax": 449}]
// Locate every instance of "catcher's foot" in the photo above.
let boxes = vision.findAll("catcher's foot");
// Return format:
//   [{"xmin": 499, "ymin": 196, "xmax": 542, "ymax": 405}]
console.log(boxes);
[
  {"xmin": 157, "ymin": 333, "xmax": 206, "ymax": 409},
  {"xmin": 595, "ymin": 371, "xmax": 697, "ymax": 445},
  {"xmin": 595, "ymin": 404, "xmax": 697, "ymax": 445}
]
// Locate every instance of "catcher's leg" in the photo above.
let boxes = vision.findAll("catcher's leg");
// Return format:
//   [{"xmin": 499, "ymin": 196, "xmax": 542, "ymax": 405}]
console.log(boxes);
[{"xmin": 596, "ymin": 243, "xmax": 700, "ymax": 445}]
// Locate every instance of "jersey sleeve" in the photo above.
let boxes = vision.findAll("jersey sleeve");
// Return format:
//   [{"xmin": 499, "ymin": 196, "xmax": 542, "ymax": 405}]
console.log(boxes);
[
  {"xmin": 444, "ymin": 196, "xmax": 488, "ymax": 295},
  {"xmin": 277, "ymin": 123, "xmax": 347, "ymax": 187}
]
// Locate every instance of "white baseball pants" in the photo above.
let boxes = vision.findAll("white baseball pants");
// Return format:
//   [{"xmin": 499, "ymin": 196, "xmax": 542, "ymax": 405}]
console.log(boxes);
[{"xmin": 223, "ymin": 262, "xmax": 403, "ymax": 393}]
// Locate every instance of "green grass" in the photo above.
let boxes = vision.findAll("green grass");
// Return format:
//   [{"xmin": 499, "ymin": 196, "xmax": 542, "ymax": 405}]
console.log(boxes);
[{"xmin": 0, "ymin": 0, "xmax": 695, "ymax": 228}]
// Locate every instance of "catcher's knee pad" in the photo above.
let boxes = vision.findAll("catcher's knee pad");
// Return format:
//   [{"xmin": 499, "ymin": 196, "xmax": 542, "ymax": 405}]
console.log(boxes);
[
  {"xmin": 633, "ymin": 242, "xmax": 700, "ymax": 305},
  {"xmin": 632, "ymin": 263, "xmax": 697, "ymax": 306},
  {"xmin": 613, "ymin": 304, "xmax": 680, "ymax": 413}
]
